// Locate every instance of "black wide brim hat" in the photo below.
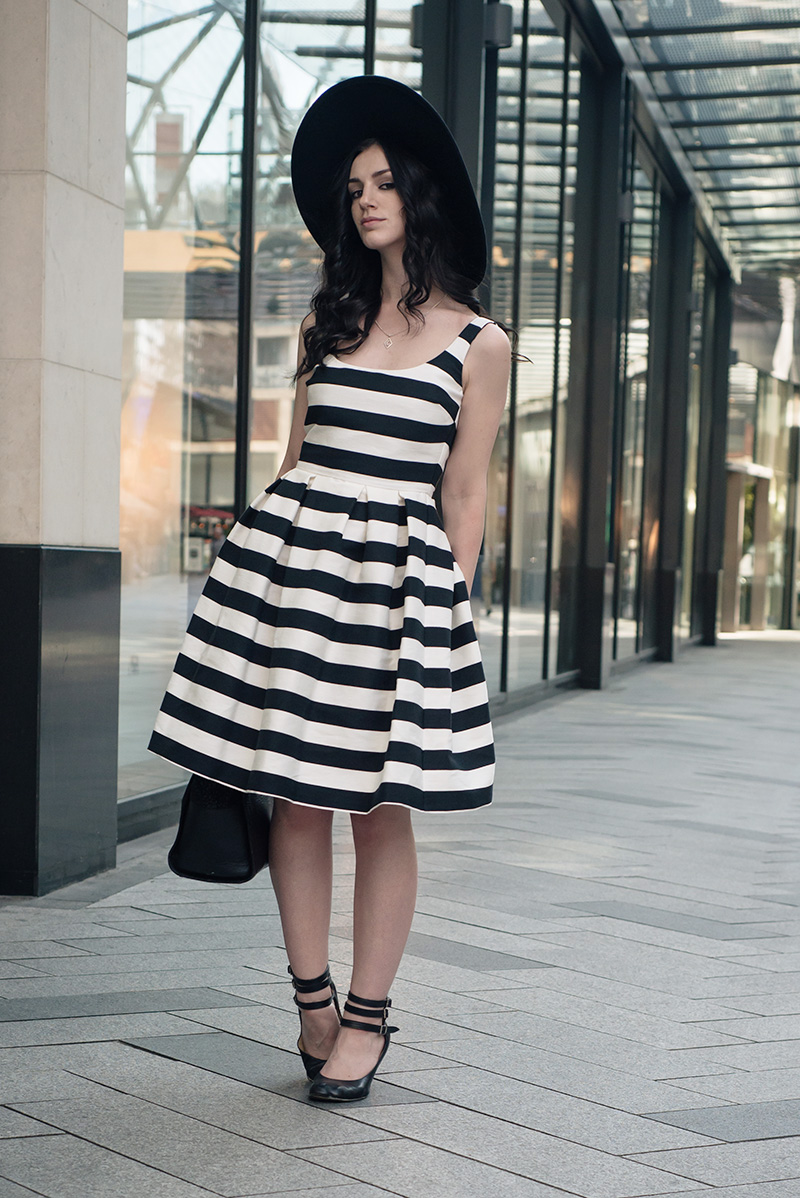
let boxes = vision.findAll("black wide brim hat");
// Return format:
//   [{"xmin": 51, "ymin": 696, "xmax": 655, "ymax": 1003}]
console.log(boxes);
[{"xmin": 291, "ymin": 75, "xmax": 487, "ymax": 289}]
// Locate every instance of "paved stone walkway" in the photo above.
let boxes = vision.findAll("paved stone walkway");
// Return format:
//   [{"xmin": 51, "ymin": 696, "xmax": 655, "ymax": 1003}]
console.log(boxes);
[{"xmin": 2, "ymin": 631, "xmax": 800, "ymax": 1198}]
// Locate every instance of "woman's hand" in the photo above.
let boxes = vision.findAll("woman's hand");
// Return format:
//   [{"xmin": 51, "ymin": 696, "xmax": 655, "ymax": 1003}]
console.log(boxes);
[{"xmin": 440, "ymin": 322, "xmax": 511, "ymax": 591}]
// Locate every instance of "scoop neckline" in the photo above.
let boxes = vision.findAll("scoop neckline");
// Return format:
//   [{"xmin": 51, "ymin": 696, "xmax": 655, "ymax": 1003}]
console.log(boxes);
[{"xmin": 326, "ymin": 315, "xmax": 482, "ymax": 374}]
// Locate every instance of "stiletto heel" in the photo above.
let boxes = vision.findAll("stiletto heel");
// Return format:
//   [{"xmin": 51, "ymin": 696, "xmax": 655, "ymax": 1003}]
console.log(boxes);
[
  {"xmin": 308, "ymin": 991, "xmax": 398, "ymax": 1102},
  {"xmin": 288, "ymin": 965, "xmax": 341, "ymax": 1080}
]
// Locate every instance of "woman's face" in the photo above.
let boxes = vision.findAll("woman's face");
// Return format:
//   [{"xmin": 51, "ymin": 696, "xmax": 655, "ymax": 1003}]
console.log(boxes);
[{"xmin": 348, "ymin": 143, "xmax": 406, "ymax": 253}]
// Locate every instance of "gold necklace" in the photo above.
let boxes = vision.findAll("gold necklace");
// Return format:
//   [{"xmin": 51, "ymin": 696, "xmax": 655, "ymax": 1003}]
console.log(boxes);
[{"xmin": 374, "ymin": 295, "xmax": 446, "ymax": 349}]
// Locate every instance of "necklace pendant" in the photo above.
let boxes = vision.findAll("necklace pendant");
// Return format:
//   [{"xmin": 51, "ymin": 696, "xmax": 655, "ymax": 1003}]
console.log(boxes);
[{"xmin": 383, "ymin": 336, "xmax": 393, "ymax": 349}]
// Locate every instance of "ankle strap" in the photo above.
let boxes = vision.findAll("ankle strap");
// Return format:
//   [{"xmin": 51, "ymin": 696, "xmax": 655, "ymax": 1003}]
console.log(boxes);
[
  {"xmin": 288, "ymin": 964, "xmax": 331, "ymax": 993},
  {"xmin": 288, "ymin": 964, "xmax": 338, "ymax": 1011},
  {"xmin": 341, "ymin": 991, "xmax": 398, "ymax": 1036}
]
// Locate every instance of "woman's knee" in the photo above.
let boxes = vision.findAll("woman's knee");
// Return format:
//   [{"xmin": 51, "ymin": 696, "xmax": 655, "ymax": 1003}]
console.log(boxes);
[
  {"xmin": 350, "ymin": 805, "xmax": 413, "ymax": 849},
  {"xmin": 272, "ymin": 797, "xmax": 333, "ymax": 835}
]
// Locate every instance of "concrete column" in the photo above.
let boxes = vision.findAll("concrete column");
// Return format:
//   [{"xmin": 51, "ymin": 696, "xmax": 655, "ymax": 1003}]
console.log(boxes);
[{"xmin": 0, "ymin": 0, "xmax": 127, "ymax": 893}]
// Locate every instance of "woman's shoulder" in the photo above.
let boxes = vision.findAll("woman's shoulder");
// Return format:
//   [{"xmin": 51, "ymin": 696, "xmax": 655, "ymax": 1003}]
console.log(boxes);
[{"xmin": 468, "ymin": 317, "xmax": 511, "ymax": 358}]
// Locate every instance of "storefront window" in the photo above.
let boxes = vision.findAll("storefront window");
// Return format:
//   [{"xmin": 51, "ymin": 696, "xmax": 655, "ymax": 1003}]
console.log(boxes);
[
  {"xmin": 487, "ymin": 0, "xmax": 578, "ymax": 694},
  {"xmin": 614, "ymin": 153, "xmax": 658, "ymax": 658},
  {"xmin": 120, "ymin": 3, "xmax": 371, "ymax": 800}
]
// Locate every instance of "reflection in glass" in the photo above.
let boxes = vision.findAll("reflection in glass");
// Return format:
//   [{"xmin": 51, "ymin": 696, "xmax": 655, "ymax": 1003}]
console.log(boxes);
[
  {"xmin": 615, "ymin": 158, "xmax": 657, "ymax": 658},
  {"xmin": 120, "ymin": 3, "xmax": 372, "ymax": 799},
  {"xmin": 680, "ymin": 241, "xmax": 706, "ymax": 637},
  {"xmin": 485, "ymin": 1, "xmax": 577, "ymax": 694}
]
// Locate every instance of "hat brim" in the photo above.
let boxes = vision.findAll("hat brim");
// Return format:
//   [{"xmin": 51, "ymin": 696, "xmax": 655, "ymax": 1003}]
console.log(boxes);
[{"xmin": 291, "ymin": 76, "xmax": 487, "ymax": 289}]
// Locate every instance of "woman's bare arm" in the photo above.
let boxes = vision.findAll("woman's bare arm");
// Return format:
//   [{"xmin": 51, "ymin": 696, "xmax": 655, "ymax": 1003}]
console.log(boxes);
[
  {"xmin": 440, "ymin": 322, "xmax": 510, "ymax": 590},
  {"xmin": 274, "ymin": 314, "xmax": 314, "ymax": 479}
]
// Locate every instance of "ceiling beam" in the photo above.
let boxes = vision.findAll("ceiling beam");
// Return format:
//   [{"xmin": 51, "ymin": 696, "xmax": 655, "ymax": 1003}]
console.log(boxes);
[
  {"xmin": 671, "ymin": 115, "xmax": 800, "ymax": 129},
  {"xmin": 659, "ymin": 87, "xmax": 800, "ymax": 104},
  {"xmin": 628, "ymin": 19, "xmax": 800, "ymax": 38},
  {"xmin": 643, "ymin": 55, "xmax": 800, "ymax": 73},
  {"xmin": 683, "ymin": 140, "xmax": 800, "ymax": 153}
]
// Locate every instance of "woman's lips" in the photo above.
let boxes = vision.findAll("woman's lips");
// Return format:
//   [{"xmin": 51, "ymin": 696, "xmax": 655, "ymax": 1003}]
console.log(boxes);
[{"xmin": 361, "ymin": 218, "xmax": 383, "ymax": 226}]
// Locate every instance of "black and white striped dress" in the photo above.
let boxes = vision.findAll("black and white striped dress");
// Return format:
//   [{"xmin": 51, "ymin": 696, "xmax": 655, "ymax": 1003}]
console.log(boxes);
[{"xmin": 149, "ymin": 315, "xmax": 495, "ymax": 813}]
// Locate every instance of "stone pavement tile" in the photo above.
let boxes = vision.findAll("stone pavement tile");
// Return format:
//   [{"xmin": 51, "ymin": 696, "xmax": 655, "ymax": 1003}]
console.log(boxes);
[
  {"xmin": 0, "ymin": 1066, "xmax": 103, "ymax": 1103},
  {"xmin": 717, "ymin": 995, "xmax": 800, "ymax": 1016},
  {"xmin": 628, "ymin": 1137, "xmax": 800, "ymax": 1186},
  {"xmin": 393, "ymin": 952, "xmax": 538, "ymax": 992},
  {"xmin": 0, "ymin": 988, "xmax": 261, "ymax": 1022},
  {"xmin": 402, "ymin": 931, "xmax": 550, "ymax": 971},
  {"xmin": 17, "ymin": 947, "xmax": 289, "ymax": 977},
  {"xmin": 89, "ymin": 914, "xmax": 284, "ymax": 939},
  {"xmin": 0, "ymin": 1179, "xmax": 41, "ymax": 1198},
  {"xmin": 58, "ymin": 928, "xmax": 284, "ymax": 955},
  {"xmin": 0, "ymin": 966, "xmax": 43, "ymax": 982},
  {"xmin": 412, "ymin": 907, "xmax": 577, "ymax": 942},
  {"xmin": 405, "ymin": 1036, "xmax": 730, "ymax": 1114},
  {"xmin": 669, "ymin": 971, "xmax": 800, "ymax": 1000},
  {"xmin": 664, "ymin": 1040, "xmax": 800, "ymax": 1075},
  {"xmin": 439, "ymin": 1009, "xmax": 734, "ymax": 1079},
  {"xmin": 68, "ymin": 1049, "xmax": 399, "ymax": 1150},
  {"xmin": 292, "ymin": 1139, "xmax": 581, "ymax": 1197},
  {"xmin": 483, "ymin": 986, "xmax": 743, "ymax": 1049},
  {"xmin": 485, "ymin": 968, "xmax": 742, "ymax": 1022},
  {"xmin": 643, "ymin": 1098, "xmax": 800, "ymax": 1142},
  {"xmin": 339, "ymin": 1102, "xmax": 696, "ymax": 1197},
  {"xmin": 413, "ymin": 895, "xmax": 578, "ymax": 936},
  {"xmin": 0, "ymin": 943, "xmax": 93, "ymax": 961},
  {"xmin": 661, "ymin": 1186, "xmax": 800, "ymax": 1198},
  {"xmin": 0, "ymin": 1108, "xmax": 62, "ymax": 1138},
  {"xmin": 549, "ymin": 906, "xmax": 783, "ymax": 949},
  {"xmin": 258, "ymin": 1188, "xmax": 397, "ymax": 1197},
  {"xmin": 697, "ymin": 1014, "xmax": 800, "ymax": 1041},
  {"xmin": 0, "ymin": 967, "xmax": 267, "ymax": 999},
  {"xmin": 173, "ymin": 1000, "xmax": 484, "ymax": 1051},
  {"xmin": 127, "ymin": 1031, "xmax": 436, "ymax": 1105},
  {"xmin": 664, "ymin": 1069, "xmax": 800, "ymax": 1104},
  {"xmin": 0, "ymin": 1134, "xmax": 222, "ymax": 1197},
  {"xmin": 379, "ymin": 1065, "xmax": 718, "ymax": 1153},
  {"xmin": 0, "ymin": 1013, "xmax": 206, "ymax": 1049},
  {"xmin": 722, "ymin": 953, "xmax": 800, "ymax": 973},
  {"xmin": 9, "ymin": 1092, "xmax": 349, "ymax": 1195}
]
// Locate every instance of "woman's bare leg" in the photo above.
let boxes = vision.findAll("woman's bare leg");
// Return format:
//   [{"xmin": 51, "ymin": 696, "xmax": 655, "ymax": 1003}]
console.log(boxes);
[
  {"xmin": 269, "ymin": 798, "xmax": 339, "ymax": 1060},
  {"xmin": 320, "ymin": 804, "xmax": 417, "ymax": 1080}
]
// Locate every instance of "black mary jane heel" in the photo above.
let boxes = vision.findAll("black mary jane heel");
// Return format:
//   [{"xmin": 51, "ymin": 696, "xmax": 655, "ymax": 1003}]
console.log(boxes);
[
  {"xmin": 308, "ymin": 991, "xmax": 398, "ymax": 1103},
  {"xmin": 288, "ymin": 964, "xmax": 341, "ymax": 1080}
]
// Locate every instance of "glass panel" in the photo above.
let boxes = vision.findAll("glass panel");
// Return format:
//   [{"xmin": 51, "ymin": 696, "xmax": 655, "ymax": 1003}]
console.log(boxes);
[
  {"xmin": 493, "ymin": 2, "xmax": 575, "ymax": 693},
  {"xmin": 120, "ymin": 2, "xmax": 246, "ymax": 800},
  {"xmin": 375, "ymin": 0, "xmax": 419, "ymax": 86},
  {"xmin": 248, "ymin": 12, "xmax": 369, "ymax": 502},
  {"xmin": 755, "ymin": 375, "xmax": 794, "ymax": 627},
  {"xmin": 615, "ymin": 157, "xmax": 657, "ymax": 658},
  {"xmin": 680, "ymin": 241, "xmax": 706, "ymax": 637}
]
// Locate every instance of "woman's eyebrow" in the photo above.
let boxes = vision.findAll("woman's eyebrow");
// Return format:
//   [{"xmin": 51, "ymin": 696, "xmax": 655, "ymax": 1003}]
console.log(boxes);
[{"xmin": 348, "ymin": 168, "xmax": 393, "ymax": 184}]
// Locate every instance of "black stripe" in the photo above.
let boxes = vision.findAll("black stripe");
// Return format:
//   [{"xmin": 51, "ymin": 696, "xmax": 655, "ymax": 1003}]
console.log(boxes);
[
  {"xmin": 299, "ymin": 442, "xmax": 442, "ymax": 485},
  {"xmin": 189, "ymin": 606, "xmax": 459, "ymax": 658},
  {"xmin": 244, "ymin": 481, "xmax": 439, "ymax": 527},
  {"xmin": 174, "ymin": 643, "xmax": 480, "ymax": 698},
  {"xmin": 149, "ymin": 731, "xmax": 493, "ymax": 813},
  {"xmin": 162, "ymin": 685, "xmax": 463, "ymax": 736},
  {"xmin": 223, "ymin": 526, "xmax": 456, "ymax": 573},
  {"xmin": 429, "ymin": 349, "xmax": 463, "ymax": 384},
  {"xmin": 310, "ymin": 364, "xmax": 460, "ymax": 420},
  {"xmin": 209, "ymin": 557, "xmax": 459, "ymax": 611},
  {"xmin": 305, "ymin": 404, "xmax": 451, "ymax": 444}
]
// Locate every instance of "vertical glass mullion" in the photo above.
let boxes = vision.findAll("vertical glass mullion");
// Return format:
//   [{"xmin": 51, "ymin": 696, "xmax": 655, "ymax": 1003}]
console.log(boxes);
[
  {"xmin": 541, "ymin": 21, "xmax": 571, "ymax": 680},
  {"xmin": 499, "ymin": 0, "xmax": 530, "ymax": 696},
  {"xmin": 234, "ymin": 0, "xmax": 260, "ymax": 519}
]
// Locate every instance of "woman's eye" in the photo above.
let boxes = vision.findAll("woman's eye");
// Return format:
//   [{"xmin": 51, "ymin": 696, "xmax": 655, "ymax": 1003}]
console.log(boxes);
[
  {"xmin": 349, "ymin": 189, "xmax": 361, "ymax": 200},
  {"xmin": 380, "ymin": 182, "xmax": 395, "ymax": 190}
]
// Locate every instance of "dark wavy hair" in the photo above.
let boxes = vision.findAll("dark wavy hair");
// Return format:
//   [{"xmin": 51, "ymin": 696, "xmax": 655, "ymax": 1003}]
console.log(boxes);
[{"xmin": 296, "ymin": 138, "xmax": 513, "ymax": 379}]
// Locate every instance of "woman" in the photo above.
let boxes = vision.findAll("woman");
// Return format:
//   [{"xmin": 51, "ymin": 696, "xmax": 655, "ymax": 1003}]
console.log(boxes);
[{"xmin": 150, "ymin": 77, "xmax": 510, "ymax": 1103}]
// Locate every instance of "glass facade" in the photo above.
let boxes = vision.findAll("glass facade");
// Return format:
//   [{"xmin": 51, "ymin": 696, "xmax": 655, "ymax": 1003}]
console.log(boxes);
[
  {"xmin": 613, "ymin": 148, "xmax": 659, "ymax": 659},
  {"xmin": 116, "ymin": 0, "xmax": 749, "ymax": 808}
]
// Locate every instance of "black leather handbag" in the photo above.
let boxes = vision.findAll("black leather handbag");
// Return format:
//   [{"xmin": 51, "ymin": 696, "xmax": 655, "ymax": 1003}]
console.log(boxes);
[{"xmin": 168, "ymin": 774, "xmax": 272, "ymax": 884}]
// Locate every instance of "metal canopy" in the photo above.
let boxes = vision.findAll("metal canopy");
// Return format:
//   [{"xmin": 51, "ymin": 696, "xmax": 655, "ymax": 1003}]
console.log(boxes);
[{"xmin": 607, "ymin": 1, "xmax": 800, "ymax": 274}]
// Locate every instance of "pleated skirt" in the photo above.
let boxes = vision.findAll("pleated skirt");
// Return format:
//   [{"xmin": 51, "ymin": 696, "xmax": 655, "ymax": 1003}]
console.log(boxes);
[{"xmin": 149, "ymin": 466, "xmax": 494, "ymax": 813}]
